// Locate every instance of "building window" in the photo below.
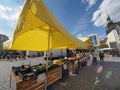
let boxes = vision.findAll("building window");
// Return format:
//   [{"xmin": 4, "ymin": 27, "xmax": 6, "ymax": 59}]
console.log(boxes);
[
  {"xmin": 89, "ymin": 36, "xmax": 98, "ymax": 45},
  {"xmin": 116, "ymin": 25, "xmax": 120, "ymax": 35}
]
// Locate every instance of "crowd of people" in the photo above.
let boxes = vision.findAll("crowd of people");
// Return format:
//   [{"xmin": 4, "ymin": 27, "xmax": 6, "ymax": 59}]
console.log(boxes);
[
  {"xmin": 109, "ymin": 50, "xmax": 120, "ymax": 57},
  {"xmin": 89, "ymin": 51, "xmax": 104, "ymax": 65},
  {"xmin": 88, "ymin": 49, "xmax": 120, "ymax": 66}
]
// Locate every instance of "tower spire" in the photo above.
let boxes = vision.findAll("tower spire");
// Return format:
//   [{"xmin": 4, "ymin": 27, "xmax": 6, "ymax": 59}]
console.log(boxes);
[{"xmin": 105, "ymin": 11, "xmax": 113, "ymax": 27}]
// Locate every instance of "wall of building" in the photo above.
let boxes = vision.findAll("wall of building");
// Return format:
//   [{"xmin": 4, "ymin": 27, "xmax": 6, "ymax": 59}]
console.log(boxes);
[
  {"xmin": 44, "ymin": 50, "xmax": 67, "ymax": 58},
  {"xmin": 0, "ymin": 34, "xmax": 9, "ymax": 54},
  {"xmin": 28, "ymin": 51, "xmax": 43, "ymax": 57},
  {"xmin": 107, "ymin": 30, "xmax": 117, "ymax": 42},
  {"xmin": 106, "ymin": 19, "xmax": 120, "ymax": 50},
  {"xmin": 107, "ymin": 29, "xmax": 120, "ymax": 49}
]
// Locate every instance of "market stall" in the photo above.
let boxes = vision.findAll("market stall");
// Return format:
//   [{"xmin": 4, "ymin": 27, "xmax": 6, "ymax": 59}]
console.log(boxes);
[{"xmin": 4, "ymin": 0, "xmax": 87, "ymax": 90}]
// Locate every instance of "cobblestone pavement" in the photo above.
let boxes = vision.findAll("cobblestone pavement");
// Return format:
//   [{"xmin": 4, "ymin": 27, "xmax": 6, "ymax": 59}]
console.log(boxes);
[
  {"xmin": 0, "ymin": 57, "xmax": 120, "ymax": 90},
  {"xmin": 48, "ymin": 57, "xmax": 120, "ymax": 90}
]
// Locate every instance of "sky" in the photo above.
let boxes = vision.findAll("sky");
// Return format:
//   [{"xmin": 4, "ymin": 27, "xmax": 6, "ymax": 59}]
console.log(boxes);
[{"xmin": 0, "ymin": 0, "xmax": 120, "ymax": 40}]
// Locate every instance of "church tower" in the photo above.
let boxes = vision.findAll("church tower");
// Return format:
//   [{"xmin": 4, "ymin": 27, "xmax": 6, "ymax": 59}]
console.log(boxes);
[
  {"xmin": 106, "ymin": 14, "xmax": 113, "ymax": 27},
  {"xmin": 105, "ymin": 13, "xmax": 120, "ymax": 50},
  {"xmin": 106, "ymin": 13, "xmax": 114, "ymax": 35}
]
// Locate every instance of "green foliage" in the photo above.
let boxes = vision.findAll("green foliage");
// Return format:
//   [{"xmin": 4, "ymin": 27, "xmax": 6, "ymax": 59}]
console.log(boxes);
[
  {"xmin": 35, "ymin": 65, "xmax": 46, "ymax": 71},
  {"xmin": 99, "ymin": 44, "xmax": 108, "ymax": 49},
  {"xmin": 60, "ymin": 59, "xmax": 69, "ymax": 63}
]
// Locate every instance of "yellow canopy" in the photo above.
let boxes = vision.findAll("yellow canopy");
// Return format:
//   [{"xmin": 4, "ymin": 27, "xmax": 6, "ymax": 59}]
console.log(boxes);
[
  {"xmin": 78, "ymin": 37, "xmax": 93, "ymax": 47},
  {"xmin": 9, "ymin": 0, "xmax": 87, "ymax": 51}
]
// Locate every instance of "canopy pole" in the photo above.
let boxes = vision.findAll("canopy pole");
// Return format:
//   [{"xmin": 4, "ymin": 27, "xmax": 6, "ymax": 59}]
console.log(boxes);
[
  {"xmin": 61, "ymin": 49, "xmax": 63, "ymax": 56},
  {"xmin": 45, "ymin": 29, "xmax": 51, "ymax": 90}
]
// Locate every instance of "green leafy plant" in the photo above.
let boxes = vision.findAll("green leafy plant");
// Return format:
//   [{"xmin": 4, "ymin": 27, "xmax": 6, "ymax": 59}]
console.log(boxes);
[{"xmin": 60, "ymin": 59, "xmax": 69, "ymax": 64}]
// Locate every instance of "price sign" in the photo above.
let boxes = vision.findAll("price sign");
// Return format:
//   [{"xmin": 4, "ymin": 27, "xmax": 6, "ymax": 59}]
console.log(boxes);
[
  {"xmin": 63, "ymin": 64, "xmax": 67, "ymax": 70},
  {"xmin": 37, "ymin": 73, "xmax": 46, "ymax": 82}
]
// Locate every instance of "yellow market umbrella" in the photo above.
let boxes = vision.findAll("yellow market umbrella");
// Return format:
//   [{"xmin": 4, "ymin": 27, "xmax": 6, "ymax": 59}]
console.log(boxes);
[
  {"xmin": 9, "ymin": 0, "xmax": 87, "ymax": 51},
  {"xmin": 78, "ymin": 37, "xmax": 93, "ymax": 47}
]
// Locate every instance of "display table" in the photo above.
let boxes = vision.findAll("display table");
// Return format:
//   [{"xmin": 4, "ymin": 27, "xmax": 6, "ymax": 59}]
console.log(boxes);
[
  {"xmin": 47, "ymin": 66, "xmax": 62, "ymax": 86},
  {"xmin": 11, "ymin": 66, "xmax": 62, "ymax": 90},
  {"xmin": 11, "ymin": 72, "xmax": 45, "ymax": 90}
]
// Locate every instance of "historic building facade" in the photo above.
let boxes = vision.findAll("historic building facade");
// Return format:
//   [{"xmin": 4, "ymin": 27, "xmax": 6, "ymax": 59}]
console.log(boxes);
[
  {"xmin": 106, "ymin": 15, "xmax": 120, "ymax": 50},
  {"xmin": 0, "ymin": 34, "xmax": 9, "ymax": 54}
]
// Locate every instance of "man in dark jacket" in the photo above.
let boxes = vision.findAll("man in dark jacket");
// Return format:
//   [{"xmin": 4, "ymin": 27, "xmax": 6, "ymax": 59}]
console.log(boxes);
[{"xmin": 99, "ymin": 51, "xmax": 104, "ymax": 61}]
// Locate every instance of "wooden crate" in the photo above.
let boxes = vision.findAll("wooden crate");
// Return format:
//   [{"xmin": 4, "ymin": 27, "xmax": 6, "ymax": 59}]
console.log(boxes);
[
  {"xmin": 11, "ymin": 72, "xmax": 45, "ymax": 90},
  {"xmin": 47, "ymin": 66, "xmax": 62, "ymax": 86},
  {"xmin": 11, "ymin": 66, "xmax": 62, "ymax": 90}
]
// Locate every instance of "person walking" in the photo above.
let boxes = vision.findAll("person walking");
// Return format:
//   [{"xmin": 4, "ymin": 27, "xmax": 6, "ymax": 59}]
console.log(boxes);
[
  {"xmin": 99, "ymin": 51, "xmax": 104, "ymax": 61},
  {"xmin": 93, "ymin": 52, "xmax": 97, "ymax": 65},
  {"xmin": 89, "ymin": 52, "xmax": 93, "ymax": 60},
  {"xmin": 86, "ymin": 52, "xmax": 92, "ymax": 66}
]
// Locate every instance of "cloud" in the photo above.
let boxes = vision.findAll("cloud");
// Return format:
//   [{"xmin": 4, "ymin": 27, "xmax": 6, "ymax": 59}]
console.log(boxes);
[
  {"xmin": 92, "ymin": 0, "xmax": 120, "ymax": 27},
  {"xmin": 81, "ymin": 0, "xmax": 97, "ymax": 10},
  {"xmin": 77, "ymin": 34, "xmax": 82, "ymax": 37},
  {"xmin": 71, "ymin": 18, "xmax": 88, "ymax": 35},
  {"xmin": 0, "ymin": 5, "xmax": 22, "ymax": 22},
  {"xmin": 77, "ymin": 31, "xmax": 88, "ymax": 38},
  {"xmin": 0, "ymin": 4, "xmax": 22, "ymax": 38}
]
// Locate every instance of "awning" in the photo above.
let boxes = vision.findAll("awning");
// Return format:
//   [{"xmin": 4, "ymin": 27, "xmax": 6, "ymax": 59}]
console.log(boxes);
[
  {"xmin": 7, "ymin": 0, "xmax": 87, "ymax": 51},
  {"xmin": 99, "ymin": 48, "xmax": 113, "ymax": 51}
]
